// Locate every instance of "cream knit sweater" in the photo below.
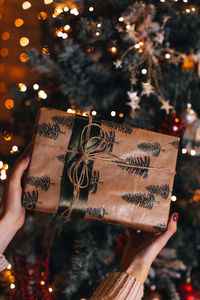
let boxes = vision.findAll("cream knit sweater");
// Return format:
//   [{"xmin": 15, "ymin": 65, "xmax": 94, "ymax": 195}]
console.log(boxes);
[{"xmin": 90, "ymin": 272, "xmax": 144, "ymax": 300}]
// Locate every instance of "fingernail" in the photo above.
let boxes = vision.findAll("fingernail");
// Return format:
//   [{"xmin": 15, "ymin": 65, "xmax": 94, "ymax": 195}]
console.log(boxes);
[{"xmin": 173, "ymin": 213, "xmax": 179, "ymax": 222}]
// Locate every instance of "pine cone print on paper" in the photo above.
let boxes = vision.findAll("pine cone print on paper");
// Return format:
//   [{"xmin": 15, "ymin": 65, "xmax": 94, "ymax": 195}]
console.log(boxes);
[
  {"xmin": 26, "ymin": 176, "xmax": 55, "ymax": 192},
  {"xmin": 35, "ymin": 122, "xmax": 65, "ymax": 140},
  {"xmin": 22, "ymin": 190, "xmax": 41, "ymax": 210},
  {"xmin": 137, "ymin": 142, "xmax": 164, "ymax": 157},
  {"xmin": 121, "ymin": 193, "xmax": 160, "ymax": 210},
  {"xmin": 86, "ymin": 206, "xmax": 107, "ymax": 218},
  {"xmin": 169, "ymin": 140, "xmax": 179, "ymax": 149},
  {"xmin": 146, "ymin": 184, "xmax": 170, "ymax": 199},
  {"xmin": 115, "ymin": 156, "xmax": 150, "ymax": 179},
  {"xmin": 51, "ymin": 115, "xmax": 75, "ymax": 130}
]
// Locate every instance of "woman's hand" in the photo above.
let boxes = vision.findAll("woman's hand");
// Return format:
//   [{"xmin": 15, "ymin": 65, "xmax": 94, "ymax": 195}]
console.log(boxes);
[
  {"xmin": 120, "ymin": 213, "xmax": 178, "ymax": 283},
  {"xmin": 0, "ymin": 143, "xmax": 32, "ymax": 253}
]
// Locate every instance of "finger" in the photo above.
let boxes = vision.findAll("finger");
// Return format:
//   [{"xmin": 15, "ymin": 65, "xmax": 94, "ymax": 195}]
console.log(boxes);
[{"xmin": 154, "ymin": 213, "xmax": 178, "ymax": 250}]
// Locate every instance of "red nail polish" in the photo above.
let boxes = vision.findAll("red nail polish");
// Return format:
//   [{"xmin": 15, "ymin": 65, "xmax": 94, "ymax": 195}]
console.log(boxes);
[{"xmin": 173, "ymin": 213, "xmax": 179, "ymax": 222}]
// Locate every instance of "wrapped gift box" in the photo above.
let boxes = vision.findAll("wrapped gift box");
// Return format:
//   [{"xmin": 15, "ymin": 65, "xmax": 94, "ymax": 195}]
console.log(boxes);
[{"xmin": 22, "ymin": 107, "xmax": 179, "ymax": 232}]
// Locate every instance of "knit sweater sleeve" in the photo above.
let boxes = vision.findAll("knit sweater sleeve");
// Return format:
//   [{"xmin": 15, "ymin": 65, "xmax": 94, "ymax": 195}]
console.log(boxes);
[{"xmin": 89, "ymin": 272, "xmax": 144, "ymax": 300}]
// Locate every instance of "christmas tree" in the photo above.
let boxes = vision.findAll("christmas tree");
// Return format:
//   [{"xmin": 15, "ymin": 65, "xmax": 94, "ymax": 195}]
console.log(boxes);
[{"xmin": 1, "ymin": 0, "xmax": 200, "ymax": 298}]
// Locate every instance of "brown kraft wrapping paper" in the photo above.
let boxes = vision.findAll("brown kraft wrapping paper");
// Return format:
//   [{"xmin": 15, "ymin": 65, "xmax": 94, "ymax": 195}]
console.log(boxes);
[{"xmin": 22, "ymin": 107, "xmax": 180, "ymax": 232}]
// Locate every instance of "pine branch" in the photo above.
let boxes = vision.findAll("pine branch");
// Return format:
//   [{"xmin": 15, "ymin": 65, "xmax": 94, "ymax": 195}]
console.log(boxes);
[
  {"xmin": 145, "ymin": 184, "xmax": 170, "ymax": 199},
  {"xmin": 22, "ymin": 190, "xmax": 41, "ymax": 209},
  {"xmin": 35, "ymin": 122, "xmax": 65, "ymax": 140},
  {"xmin": 26, "ymin": 176, "xmax": 55, "ymax": 192},
  {"xmin": 137, "ymin": 142, "xmax": 164, "ymax": 157},
  {"xmin": 116, "ymin": 156, "xmax": 150, "ymax": 179},
  {"xmin": 101, "ymin": 121, "xmax": 132, "ymax": 134},
  {"xmin": 121, "ymin": 192, "xmax": 160, "ymax": 210},
  {"xmin": 51, "ymin": 115, "xmax": 75, "ymax": 130}
]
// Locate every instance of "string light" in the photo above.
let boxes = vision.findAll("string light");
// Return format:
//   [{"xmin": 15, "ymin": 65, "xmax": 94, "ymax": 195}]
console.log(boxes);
[
  {"xmin": 4, "ymin": 99, "xmax": 14, "ymax": 109},
  {"xmin": 33, "ymin": 83, "xmax": 39, "ymax": 90},
  {"xmin": 12, "ymin": 145, "xmax": 18, "ymax": 152},
  {"xmin": 0, "ymin": 161, "xmax": 3, "ymax": 168},
  {"xmin": 62, "ymin": 33, "xmax": 68, "ymax": 39},
  {"xmin": 38, "ymin": 90, "xmax": 47, "ymax": 99},
  {"xmin": 111, "ymin": 111, "xmax": 116, "ymax": 117},
  {"xmin": 15, "ymin": 18, "xmax": 24, "ymax": 27},
  {"xmin": 119, "ymin": 17, "xmax": 124, "ymax": 22},
  {"xmin": 70, "ymin": 8, "xmax": 79, "ymax": 15},
  {"xmin": 191, "ymin": 7, "xmax": 196, "ymax": 12},
  {"xmin": 22, "ymin": 1, "xmax": 31, "ymax": 10},
  {"xmin": 48, "ymin": 287, "xmax": 53, "ymax": 292},
  {"xmin": 20, "ymin": 52, "xmax": 29, "ymax": 62},
  {"xmin": 141, "ymin": 68, "xmax": 147, "ymax": 74},
  {"xmin": 165, "ymin": 53, "xmax": 171, "ymax": 59},
  {"xmin": 38, "ymin": 11, "xmax": 47, "ymax": 20},
  {"xmin": 57, "ymin": 31, "xmax": 63, "ymax": 37},
  {"xmin": 1, "ymin": 32, "xmax": 10, "ymax": 40},
  {"xmin": 110, "ymin": 47, "xmax": 117, "ymax": 54},
  {"xmin": 67, "ymin": 108, "xmax": 73, "ymax": 113},
  {"xmin": 171, "ymin": 195, "xmax": 177, "ymax": 202},
  {"xmin": 4, "ymin": 164, "xmax": 8, "ymax": 170},
  {"xmin": 182, "ymin": 148, "xmax": 187, "ymax": 154},
  {"xmin": 7, "ymin": 264, "xmax": 12, "ymax": 269},
  {"xmin": 185, "ymin": 8, "xmax": 190, "ymax": 13},
  {"xmin": 191, "ymin": 149, "xmax": 196, "ymax": 156},
  {"xmin": 160, "ymin": 0, "xmax": 165, "ymax": 2},
  {"xmin": 119, "ymin": 113, "xmax": 124, "ymax": 118},
  {"xmin": 183, "ymin": 0, "xmax": 188, "ymax": 2},
  {"xmin": 89, "ymin": 7, "xmax": 94, "ymax": 11},
  {"xmin": 20, "ymin": 37, "xmax": 29, "ymax": 47},
  {"xmin": 134, "ymin": 43, "xmax": 140, "ymax": 49},
  {"xmin": 19, "ymin": 83, "xmax": 27, "ymax": 92},
  {"xmin": 44, "ymin": 0, "xmax": 53, "ymax": 4},
  {"xmin": 1, "ymin": 170, "xmax": 6, "ymax": 176},
  {"xmin": 0, "ymin": 48, "xmax": 8, "ymax": 57},
  {"xmin": 95, "ymin": 32, "xmax": 100, "ymax": 36},
  {"xmin": 64, "ymin": 6, "xmax": 69, "ymax": 12},
  {"xmin": 10, "ymin": 283, "xmax": 15, "ymax": 289},
  {"xmin": 64, "ymin": 25, "xmax": 70, "ymax": 30},
  {"xmin": 126, "ymin": 24, "xmax": 131, "ymax": 30},
  {"xmin": 97, "ymin": 23, "xmax": 101, "ymax": 28},
  {"xmin": 91, "ymin": 110, "xmax": 97, "ymax": 116},
  {"xmin": 40, "ymin": 281, "xmax": 45, "ymax": 285}
]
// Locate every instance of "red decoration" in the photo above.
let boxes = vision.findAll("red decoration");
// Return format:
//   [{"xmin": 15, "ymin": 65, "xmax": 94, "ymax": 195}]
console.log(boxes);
[
  {"xmin": 9, "ymin": 246, "xmax": 55, "ymax": 299},
  {"xmin": 159, "ymin": 112, "xmax": 184, "ymax": 137},
  {"xmin": 178, "ymin": 283, "xmax": 200, "ymax": 300},
  {"xmin": 115, "ymin": 233, "xmax": 128, "ymax": 255}
]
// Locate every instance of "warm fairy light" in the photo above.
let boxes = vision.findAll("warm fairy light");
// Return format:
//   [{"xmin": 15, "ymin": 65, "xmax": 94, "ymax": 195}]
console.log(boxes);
[
  {"xmin": 171, "ymin": 195, "xmax": 177, "ymax": 202},
  {"xmin": 119, "ymin": 17, "xmax": 124, "ymax": 22},
  {"xmin": 4, "ymin": 99, "xmax": 14, "ymax": 109},
  {"xmin": 134, "ymin": 43, "xmax": 140, "ymax": 49},
  {"xmin": 48, "ymin": 287, "xmax": 53, "ymax": 292},
  {"xmin": 191, "ymin": 149, "xmax": 196, "ymax": 156},
  {"xmin": 160, "ymin": 0, "xmax": 165, "ymax": 2},
  {"xmin": 0, "ymin": 161, "xmax": 3, "ymax": 168},
  {"xmin": 44, "ymin": 0, "xmax": 53, "ymax": 4},
  {"xmin": 7, "ymin": 264, "xmax": 11, "ymax": 269},
  {"xmin": 183, "ymin": 0, "xmax": 188, "ymax": 2},
  {"xmin": 20, "ymin": 52, "xmax": 29, "ymax": 62},
  {"xmin": 4, "ymin": 164, "xmax": 9, "ymax": 170},
  {"xmin": 111, "ymin": 47, "xmax": 117, "ymax": 53},
  {"xmin": 191, "ymin": 7, "xmax": 196, "ymax": 11},
  {"xmin": 40, "ymin": 281, "xmax": 45, "ymax": 285},
  {"xmin": 185, "ymin": 8, "xmax": 190, "ymax": 13},
  {"xmin": 141, "ymin": 68, "xmax": 147, "ymax": 74},
  {"xmin": 182, "ymin": 148, "xmax": 187, "ymax": 154},
  {"xmin": 1, "ymin": 32, "xmax": 10, "ymax": 40},
  {"xmin": 64, "ymin": 6, "xmax": 69, "ymax": 12},
  {"xmin": 10, "ymin": 283, "xmax": 15, "ymax": 289},
  {"xmin": 111, "ymin": 111, "xmax": 116, "ymax": 117},
  {"xmin": 97, "ymin": 23, "xmax": 101, "ymax": 28},
  {"xmin": 64, "ymin": 24, "xmax": 70, "ymax": 30},
  {"xmin": 95, "ymin": 32, "xmax": 100, "ymax": 36},
  {"xmin": 33, "ymin": 83, "xmax": 39, "ymax": 90},
  {"xmin": 67, "ymin": 108, "xmax": 73, "ymax": 113},
  {"xmin": 25, "ymin": 100, "xmax": 31, "ymax": 106},
  {"xmin": 126, "ymin": 24, "xmax": 131, "ymax": 30},
  {"xmin": 165, "ymin": 53, "xmax": 171, "ymax": 59},
  {"xmin": 91, "ymin": 110, "xmax": 97, "ymax": 116},
  {"xmin": 1, "ymin": 169, "xmax": 6, "ymax": 175},
  {"xmin": 38, "ymin": 90, "xmax": 47, "ymax": 99},
  {"xmin": 3, "ymin": 132, "xmax": 13, "ymax": 141},
  {"xmin": 22, "ymin": 1, "xmax": 31, "ymax": 10},
  {"xmin": 19, "ymin": 83, "xmax": 27, "ymax": 92},
  {"xmin": 42, "ymin": 46, "xmax": 50, "ymax": 55},
  {"xmin": 70, "ymin": 8, "xmax": 79, "ymax": 15},
  {"xmin": 15, "ymin": 18, "xmax": 24, "ymax": 27},
  {"xmin": 9, "ymin": 275, "xmax": 15, "ymax": 283},
  {"xmin": 20, "ymin": 37, "xmax": 29, "ymax": 47},
  {"xmin": 62, "ymin": 33, "xmax": 68, "ymax": 39},
  {"xmin": 56, "ymin": 7, "xmax": 63, "ymax": 14},
  {"xmin": 38, "ymin": 11, "xmax": 47, "ymax": 20},
  {"xmin": 89, "ymin": 6, "xmax": 94, "ymax": 11},
  {"xmin": 175, "ymin": 117, "xmax": 180, "ymax": 123},
  {"xmin": 0, "ymin": 48, "xmax": 8, "ymax": 57},
  {"xmin": 1, "ymin": 174, "xmax": 7, "ymax": 180},
  {"xmin": 119, "ymin": 113, "xmax": 124, "ymax": 118},
  {"xmin": 12, "ymin": 145, "xmax": 18, "ymax": 152},
  {"xmin": 57, "ymin": 31, "xmax": 63, "ymax": 37}
]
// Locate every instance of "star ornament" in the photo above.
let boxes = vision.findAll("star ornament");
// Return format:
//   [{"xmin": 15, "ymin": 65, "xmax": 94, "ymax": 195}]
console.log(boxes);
[
  {"xmin": 114, "ymin": 60, "xmax": 122, "ymax": 69},
  {"xmin": 160, "ymin": 99, "xmax": 174, "ymax": 114},
  {"xmin": 141, "ymin": 81, "xmax": 155, "ymax": 97},
  {"xmin": 127, "ymin": 91, "xmax": 140, "ymax": 110}
]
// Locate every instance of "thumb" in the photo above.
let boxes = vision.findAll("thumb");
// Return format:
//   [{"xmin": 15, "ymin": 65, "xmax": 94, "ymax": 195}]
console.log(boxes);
[{"xmin": 9, "ymin": 154, "xmax": 31, "ymax": 185}]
